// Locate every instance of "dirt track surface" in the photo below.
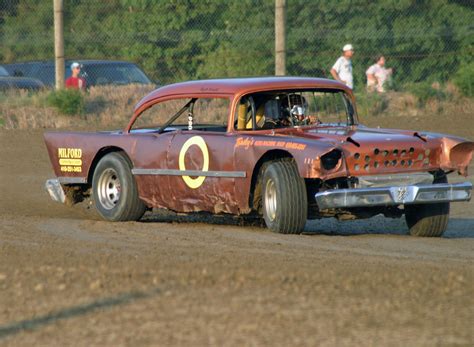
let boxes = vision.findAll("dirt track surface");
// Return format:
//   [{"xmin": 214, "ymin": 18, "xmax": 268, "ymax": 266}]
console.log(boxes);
[{"xmin": 1, "ymin": 124, "xmax": 473, "ymax": 346}]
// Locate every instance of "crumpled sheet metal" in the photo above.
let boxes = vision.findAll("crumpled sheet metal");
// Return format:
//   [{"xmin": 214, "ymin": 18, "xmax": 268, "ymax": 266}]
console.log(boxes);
[{"xmin": 440, "ymin": 138, "xmax": 474, "ymax": 176}]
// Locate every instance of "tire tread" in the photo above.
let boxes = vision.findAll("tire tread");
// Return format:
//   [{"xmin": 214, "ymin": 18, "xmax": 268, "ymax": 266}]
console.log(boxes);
[
  {"xmin": 405, "ymin": 175, "xmax": 450, "ymax": 237},
  {"xmin": 92, "ymin": 152, "xmax": 146, "ymax": 222},
  {"xmin": 262, "ymin": 159, "xmax": 307, "ymax": 234}
]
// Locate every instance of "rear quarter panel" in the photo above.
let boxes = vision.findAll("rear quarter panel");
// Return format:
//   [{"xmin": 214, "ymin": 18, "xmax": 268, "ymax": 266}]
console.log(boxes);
[{"xmin": 43, "ymin": 131, "xmax": 140, "ymax": 183}]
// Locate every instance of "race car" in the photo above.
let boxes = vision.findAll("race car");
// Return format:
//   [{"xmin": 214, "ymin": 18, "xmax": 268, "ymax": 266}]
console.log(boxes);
[{"xmin": 44, "ymin": 77, "xmax": 473, "ymax": 236}]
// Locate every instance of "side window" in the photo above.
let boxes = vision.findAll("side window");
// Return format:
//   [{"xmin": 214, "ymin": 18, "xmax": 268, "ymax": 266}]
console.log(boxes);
[
  {"xmin": 134, "ymin": 99, "xmax": 187, "ymax": 130},
  {"xmin": 132, "ymin": 97, "xmax": 229, "ymax": 131},
  {"xmin": 192, "ymin": 98, "xmax": 228, "ymax": 126},
  {"xmin": 234, "ymin": 96, "xmax": 257, "ymax": 130}
]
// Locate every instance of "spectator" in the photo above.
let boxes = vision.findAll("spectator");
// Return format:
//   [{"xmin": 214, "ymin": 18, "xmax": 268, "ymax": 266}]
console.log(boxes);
[
  {"xmin": 330, "ymin": 44, "xmax": 354, "ymax": 89},
  {"xmin": 65, "ymin": 62, "xmax": 86, "ymax": 90},
  {"xmin": 366, "ymin": 55, "xmax": 393, "ymax": 92}
]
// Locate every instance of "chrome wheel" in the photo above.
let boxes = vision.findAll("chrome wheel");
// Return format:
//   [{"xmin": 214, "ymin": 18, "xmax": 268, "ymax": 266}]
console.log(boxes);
[
  {"xmin": 97, "ymin": 168, "xmax": 121, "ymax": 210},
  {"xmin": 264, "ymin": 178, "xmax": 277, "ymax": 221}
]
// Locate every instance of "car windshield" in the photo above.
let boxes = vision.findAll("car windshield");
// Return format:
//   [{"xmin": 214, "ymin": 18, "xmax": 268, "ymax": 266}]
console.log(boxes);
[
  {"xmin": 80, "ymin": 63, "xmax": 151, "ymax": 85},
  {"xmin": 235, "ymin": 89, "xmax": 355, "ymax": 130},
  {"xmin": 0, "ymin": 66, "xmax": 9, "ymax": 77}
]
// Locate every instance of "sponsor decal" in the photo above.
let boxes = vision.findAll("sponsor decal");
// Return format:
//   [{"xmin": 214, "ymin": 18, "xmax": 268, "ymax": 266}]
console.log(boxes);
[
  {"xmin": 179, "ymin": 136, "xmax": 209, "ymax": 189},
  {"xmin": 235, "ymin": 136, "xmax": 306, "ymax": 151},
  {"xmin": 235, "ymin": 137, "xmax": 254, "ymax": 149},
  {"xmin": 58, "ymin": 147, "xmax": 82, "ymax": 173}
]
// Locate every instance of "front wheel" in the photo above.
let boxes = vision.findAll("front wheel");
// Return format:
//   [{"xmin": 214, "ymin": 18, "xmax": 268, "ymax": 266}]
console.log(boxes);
[
  {"xmin": 404, "ymin": 176, "xmax": 450, "ymax": 237},
  {"xmin": 92, "ymin": 152, "xmax": 146, "ymax": 221},
  {"xmin": 262, "ymin": 159, "xmax": 307, "ymax": 234}
]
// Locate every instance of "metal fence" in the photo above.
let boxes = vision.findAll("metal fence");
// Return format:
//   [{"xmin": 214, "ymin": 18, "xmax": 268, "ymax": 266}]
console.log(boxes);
[{"xmin": 0, "ymin": 0, "xmax": 473, "ymax": 94}]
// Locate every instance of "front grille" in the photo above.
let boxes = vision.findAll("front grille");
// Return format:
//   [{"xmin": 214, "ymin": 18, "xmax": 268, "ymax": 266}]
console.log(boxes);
[{"xmin": 348, "ymin": 146, "xmax": 435, "ymax": 174}]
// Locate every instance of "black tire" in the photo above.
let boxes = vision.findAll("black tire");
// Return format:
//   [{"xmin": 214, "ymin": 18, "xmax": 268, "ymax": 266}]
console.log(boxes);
[
  {"xmin": 261, "ymin": 159, "xmax": 307, "ymax": 234},
  {"xmin": 92, "ymin": 152, "xmax": 146, "ymax": 221},
  {"xmin": 404, "ymin": 176, "xmax": 450, "ymax": 237}
]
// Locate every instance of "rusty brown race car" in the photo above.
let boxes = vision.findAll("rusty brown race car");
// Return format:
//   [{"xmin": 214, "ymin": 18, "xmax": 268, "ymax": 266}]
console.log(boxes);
[{"xmin": 44, "ymin": 77, "xmax": 473, "ymax": 236}]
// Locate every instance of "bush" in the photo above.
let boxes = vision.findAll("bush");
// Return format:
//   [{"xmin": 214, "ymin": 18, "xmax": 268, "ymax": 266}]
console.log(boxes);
[
  {"xmin": 355, "ymin": 92, "xmax": 389, "ymax": 116},
  {"xmin": 46, "ymin": 89, "xmax": 84, "ymax": 115},
  {"xmin": 405, "ymin": 82, "xmax": 447, "ymax": 108},
  {"xmin": 453, "ymin": 63, "xmax": 474, "ymax": 97}
]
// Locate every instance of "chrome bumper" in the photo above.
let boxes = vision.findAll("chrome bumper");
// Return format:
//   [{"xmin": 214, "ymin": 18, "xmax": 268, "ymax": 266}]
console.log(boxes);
[
  {"xmin": 45, "ymin": 179, "xmax": 66, "ymax": 203},
  {"xmin": 315, "ymin": 182, "xmax": 472, "ymax": 209}
]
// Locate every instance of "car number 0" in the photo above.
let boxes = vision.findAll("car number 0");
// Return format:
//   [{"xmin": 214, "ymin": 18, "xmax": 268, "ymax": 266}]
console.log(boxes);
[{"xmin": 178, "ymin": 136, "xmax": 209, "ymax": 189}]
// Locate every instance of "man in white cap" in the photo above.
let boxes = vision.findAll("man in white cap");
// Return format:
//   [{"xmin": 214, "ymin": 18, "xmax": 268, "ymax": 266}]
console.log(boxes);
[
  {"xmin": 330, "ymin": 44, "xmax": 354, "ymax": 89},
  {"xmin": 65, "ymin": 62, "xmax": 86, "ymax": 90}
]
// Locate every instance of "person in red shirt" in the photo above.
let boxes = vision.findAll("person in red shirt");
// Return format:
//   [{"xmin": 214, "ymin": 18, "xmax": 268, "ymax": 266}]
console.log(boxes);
[{"xmin": 65, "ymin": 62, "xmax": 86, "ymax": 90}]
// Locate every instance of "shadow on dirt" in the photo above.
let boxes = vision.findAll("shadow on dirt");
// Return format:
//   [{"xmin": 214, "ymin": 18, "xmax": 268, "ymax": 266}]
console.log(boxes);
[
  {"xmin": 142, "ymin": 210, "xmax": 474, "ymax": 238},
  {"xmin": 141, "ymin": 209, "xmax": 265, "ymax": 228},
  {"xmin": 0, "ymin": 288, "xmax": 162, "ymax": 340},
  {"xmin": 304, "ymin": 217, "xmax": 474, "ymax": 238}
]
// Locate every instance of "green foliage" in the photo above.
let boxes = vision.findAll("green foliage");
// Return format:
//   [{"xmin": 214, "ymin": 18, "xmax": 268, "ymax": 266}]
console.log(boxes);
[
  {"xmin": 453, "ymin": 62, "xmax": 474, "ymax": 97},
  {"xmin": 0, "ymin": 0, "xmax": 472, "ymax": 87},
  {"xmin": 46, "ymin": 89, "xmax": 84, "ymax": 115},
  {"xmin": 405, "ymin": 82, "xmax": 448, "ymax": 108},
  {"xmin": 354, "ymin": 92, "xmax": 389, "ymax": 117}
]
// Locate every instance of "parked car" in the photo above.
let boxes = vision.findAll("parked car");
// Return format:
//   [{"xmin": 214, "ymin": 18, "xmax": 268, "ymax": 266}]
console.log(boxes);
[
  {"xmin": 3, "ymin": 60, "xmax": 154, "ymax": 88},
  {"xmin": 43, "ymin": 77, "xmax": 473, "ymax": 237},
  {"xmin": 0, "ymin": 65, "xmax": 44, "ymax": 91}
]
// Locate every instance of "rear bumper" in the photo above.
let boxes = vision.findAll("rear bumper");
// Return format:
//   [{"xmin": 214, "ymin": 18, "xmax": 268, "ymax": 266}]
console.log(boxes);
[{"xmin": 315, "ymin": 182, "xmax": 472, "ymax": 209}]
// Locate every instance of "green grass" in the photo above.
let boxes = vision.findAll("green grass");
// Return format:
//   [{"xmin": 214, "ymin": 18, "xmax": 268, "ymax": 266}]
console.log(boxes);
[
  {"xmin": 46, "ymin": 89, "xmax": 85, "ymax": 115},
  {"xmin": 354, "ymin": 92, "xmax": 389, "ymax": 117}
]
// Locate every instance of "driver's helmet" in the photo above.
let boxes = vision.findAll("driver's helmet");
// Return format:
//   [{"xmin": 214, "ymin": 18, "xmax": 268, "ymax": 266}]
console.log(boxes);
[{"xmin": 283, "ymin": 94, "xmax": 308, "ymax": 124}]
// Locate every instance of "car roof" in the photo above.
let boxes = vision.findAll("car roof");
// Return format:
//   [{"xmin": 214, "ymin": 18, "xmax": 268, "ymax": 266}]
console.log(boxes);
[{"xmin": 134, "ymin": 77, "xmax": 350, "ymax": 112}]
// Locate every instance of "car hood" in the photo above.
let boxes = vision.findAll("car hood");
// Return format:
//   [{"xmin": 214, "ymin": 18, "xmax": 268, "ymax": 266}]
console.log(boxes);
[
  {"xmin": 286, "ymin": 125, "xmax": 435, "ymax": 145},
  {"xmin": 0, "ymin": 76, "xmax": 44, "ymax": 90},
  {"xmin": 276, "ymin": 125, "xmax": 474, "ymax": 177}
]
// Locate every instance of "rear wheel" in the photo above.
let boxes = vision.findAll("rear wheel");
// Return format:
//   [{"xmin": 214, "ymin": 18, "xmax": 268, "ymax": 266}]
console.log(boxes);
[
  {"xmin": 404, "ymin": 176, "xmax": 449, "ymax": 237},
  {"xmin": 92, "ymin": 152, "xmax": 146, "ymax": 221},
  {"xmin": 262, "ymin": 159, "xmax": 307, "ymax": 234}
]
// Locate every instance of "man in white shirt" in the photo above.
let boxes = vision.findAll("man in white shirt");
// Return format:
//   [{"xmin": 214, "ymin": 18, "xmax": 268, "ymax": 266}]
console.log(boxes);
[
  {"xmin": 366, "ymin": 55, "xmax": 393, "ymax": 92},
  {"xmin": 330, "ymin": 44, "xmax": 354, "ymax": 89}
]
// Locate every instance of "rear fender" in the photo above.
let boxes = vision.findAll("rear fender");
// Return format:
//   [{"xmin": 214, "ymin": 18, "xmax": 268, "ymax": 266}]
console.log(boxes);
[{"xmin": 87, "ymin": 146, "xmax": 129, "ymax": 184}]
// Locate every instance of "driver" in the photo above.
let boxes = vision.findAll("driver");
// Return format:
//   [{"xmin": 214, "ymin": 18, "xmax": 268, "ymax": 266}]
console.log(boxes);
[{"xmin": 282, "ymin": 94, "xmax": 317, "ymax": 126}]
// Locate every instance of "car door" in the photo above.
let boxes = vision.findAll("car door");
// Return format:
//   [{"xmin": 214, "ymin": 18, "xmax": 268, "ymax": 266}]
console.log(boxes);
[
  {"xmin": 129, "ymin": 98, "xmax": 190, "ymax": 209},
  {"xmin": 131, "ymin": 132, "xmax": 175, "ymax": 209},
  {"xmin": 166, "ymin": 97, "xmax": 243, "ymax": 214}
]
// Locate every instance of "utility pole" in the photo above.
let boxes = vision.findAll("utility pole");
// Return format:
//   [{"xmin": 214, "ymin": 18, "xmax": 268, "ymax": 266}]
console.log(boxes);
[
  {"xmin": 54, "ymin": 0, "xmax": 65, "ymax": 89},
  {"xmin": 275, "ymin": 0, "xmax": 286, "ymax": 76}
]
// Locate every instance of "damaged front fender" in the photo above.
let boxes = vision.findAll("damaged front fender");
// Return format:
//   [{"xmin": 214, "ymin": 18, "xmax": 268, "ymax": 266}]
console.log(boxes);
[{"xmin": 441, "ymin": 138, "xmax": 474, "ymax": 176}]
